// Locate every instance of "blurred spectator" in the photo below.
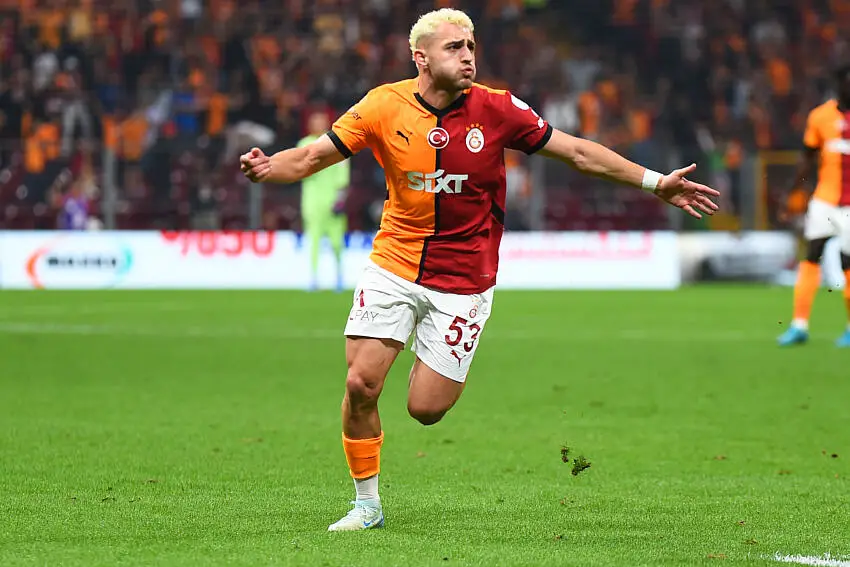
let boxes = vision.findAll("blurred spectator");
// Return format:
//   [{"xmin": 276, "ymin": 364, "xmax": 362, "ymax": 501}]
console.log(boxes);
[
  {"xmin": 505, "ymin": 150, "xmax": 531, "ymax": 231},
  {"xmin": 56, "ymin": 178, "xmax": 90, "ymax": 230},
  {"xmin": 0, "ymin": 0, "xmax": 846, "ymax": 231},
  {"xmin": 190, "ymin": 169, "xmax": 220, "ymax": 230}
]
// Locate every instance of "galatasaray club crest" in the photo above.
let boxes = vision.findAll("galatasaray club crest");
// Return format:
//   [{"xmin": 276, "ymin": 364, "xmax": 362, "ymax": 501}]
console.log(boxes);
[{"xmin": 465, "ymin": 124, "xmax": 485, "ymax": 154}]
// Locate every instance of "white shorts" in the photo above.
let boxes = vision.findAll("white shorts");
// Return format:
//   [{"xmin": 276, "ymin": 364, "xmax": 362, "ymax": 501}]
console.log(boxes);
[
  {"xmin": 804, "ymin": 198, "xmax": 850, "ymax": 252},
  {"xmin": 344, "ymin": 261, "xmax": 494, "ymax": 383}
]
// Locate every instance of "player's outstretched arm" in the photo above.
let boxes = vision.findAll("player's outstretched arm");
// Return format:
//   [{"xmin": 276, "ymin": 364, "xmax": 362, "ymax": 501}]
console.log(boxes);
[
  {"xmin": 240, "ymin": 134, "xmax": 345, "ymax": 185},
  {"xmin": 538, "ymin": 128, "xmax": 720, "ymax": 219}
]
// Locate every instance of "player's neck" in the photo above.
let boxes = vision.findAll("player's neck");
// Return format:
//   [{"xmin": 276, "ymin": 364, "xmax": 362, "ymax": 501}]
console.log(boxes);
[{"xmin": 416, "ymin": 76, "xmax": 463, "ymax": 111}]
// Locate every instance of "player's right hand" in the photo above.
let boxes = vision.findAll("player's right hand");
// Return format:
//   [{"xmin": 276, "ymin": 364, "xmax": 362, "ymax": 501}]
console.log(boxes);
[{"xmin": 240, "ymin": 148, "xmax": 272, "ymax": 183}]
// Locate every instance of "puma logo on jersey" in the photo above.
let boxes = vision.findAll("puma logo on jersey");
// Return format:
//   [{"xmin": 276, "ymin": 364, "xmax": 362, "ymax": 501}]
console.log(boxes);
[
  {"xmin": 407, "ymin": 170, "xmax": 469, "ymax": 194},
  {"xmin": 396, "ymin": 130, "xmax": 410, "ymax": 145}
]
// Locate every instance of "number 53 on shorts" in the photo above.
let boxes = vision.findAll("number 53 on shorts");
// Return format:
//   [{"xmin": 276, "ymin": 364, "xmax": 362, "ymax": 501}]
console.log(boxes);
[
  {"xmin": 411, "ymin": 290, "xmax": 494, "ymax": 383},
  {"xmin": 444, "ymin": 315, "xmax": 482, "ymax": 355}
]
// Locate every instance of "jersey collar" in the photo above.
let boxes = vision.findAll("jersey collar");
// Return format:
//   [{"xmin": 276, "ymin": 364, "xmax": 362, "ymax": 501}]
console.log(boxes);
[{"xmin": 413, "ymin": 90, "xmax": 468, "ymax": 118}]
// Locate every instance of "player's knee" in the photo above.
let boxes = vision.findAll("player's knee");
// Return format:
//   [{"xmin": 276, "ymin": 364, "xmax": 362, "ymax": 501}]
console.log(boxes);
[
  {"xmin": 842, "ymin": 253, "xmax": 850, "ymax": 271},
  {"xmin": 345, "ymin": 370, "xmax": 381, "ymax": 406},
  {"xmin": 409, "ymin": 409, "xmax": 446, "ymax": 426},
  {"xmin": 407, "ymin": 402, "xmax": 447, "ymax": 426},
  {"xmin": 806, "ymin": 238, "xmax": 829, "ymax": 263}
]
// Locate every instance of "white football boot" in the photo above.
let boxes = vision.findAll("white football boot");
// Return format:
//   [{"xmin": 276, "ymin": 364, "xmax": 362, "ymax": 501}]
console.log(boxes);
[{"xmin": 327, "ymin": 499, "xmax": 384, "ymax": 531}]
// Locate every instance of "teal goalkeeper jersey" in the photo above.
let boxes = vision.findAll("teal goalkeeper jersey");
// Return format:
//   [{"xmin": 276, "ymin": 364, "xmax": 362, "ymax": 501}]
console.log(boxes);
[{"xmin": 297, "ymin": 134, "xmax": 350, "ymax": 217}]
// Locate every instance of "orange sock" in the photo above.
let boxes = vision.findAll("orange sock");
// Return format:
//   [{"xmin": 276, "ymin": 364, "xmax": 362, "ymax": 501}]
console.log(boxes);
[
  {"xmin": 342, "ymin": 432, "xmax": 384, "ymax": 479},
  {"xmin": 844, "ymin": 270, "xmax": 850, "ymax": 326},
  {"xmin": 792, "ymin": 261, "xmax": 821, "ymax": 324}
]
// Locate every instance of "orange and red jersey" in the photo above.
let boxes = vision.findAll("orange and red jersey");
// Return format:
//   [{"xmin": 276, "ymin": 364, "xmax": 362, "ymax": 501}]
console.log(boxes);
[
  {"xmin": 804, "ymin": 99, "xmax": 850, "ymax": 206},
  {"xmin": 330, "ymin": 78, "xmax": 552, "ymax": 294}
]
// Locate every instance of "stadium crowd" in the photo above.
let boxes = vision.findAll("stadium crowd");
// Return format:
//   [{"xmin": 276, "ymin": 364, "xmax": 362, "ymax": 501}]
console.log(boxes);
[{"xmin": 0, "ymin": 0, "xmax": 847, "ymax": 230}]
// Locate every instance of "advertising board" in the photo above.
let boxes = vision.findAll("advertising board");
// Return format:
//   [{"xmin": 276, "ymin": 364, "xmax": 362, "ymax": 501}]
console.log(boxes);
[{"xmin": 0, "ymin": 230, "xmax": 681, "ymax": 290}]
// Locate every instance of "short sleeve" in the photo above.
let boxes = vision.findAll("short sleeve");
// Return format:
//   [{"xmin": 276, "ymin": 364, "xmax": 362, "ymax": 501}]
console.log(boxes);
[
  {"xmin": 803, "ymin": 109, "xmax": 822, "ymax": 149},
  {"xmin": 503, "ymin": 92, "xmax": 553, "ymax": 155},
  {"xmin": 329, "ymin": 90, "xmax": 380, "ymax": 158}
]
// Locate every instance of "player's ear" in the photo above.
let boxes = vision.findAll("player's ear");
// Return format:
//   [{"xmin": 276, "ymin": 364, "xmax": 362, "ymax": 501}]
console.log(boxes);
[{"xmin": 413, "ymin": 48, "xmax": 428, "ymax": 69}]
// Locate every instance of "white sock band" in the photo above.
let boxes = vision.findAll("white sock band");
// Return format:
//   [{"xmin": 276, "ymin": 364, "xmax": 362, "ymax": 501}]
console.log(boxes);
[
  {"xmin": 642, "ymin": 169, "xmax": 663, "ymax": 192},
  {"xmin": 354, "ymin": 474, "xmax": 379, "ymax": 501}
]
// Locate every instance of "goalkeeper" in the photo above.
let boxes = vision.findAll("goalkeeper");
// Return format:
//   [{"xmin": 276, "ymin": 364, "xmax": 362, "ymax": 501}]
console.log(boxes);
[{"xmin": 297, "ymin": 111, "xmax": 350, "ymax": 291}]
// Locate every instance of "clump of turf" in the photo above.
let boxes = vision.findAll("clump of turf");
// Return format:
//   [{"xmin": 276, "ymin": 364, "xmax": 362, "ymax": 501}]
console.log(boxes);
[
  {"xmin": 560, "ymin": 443, "xmax": 591, "ymax": 476},
  {"xmin": 571, "ymin": 455, "xmax": 591, "ymax": 476}
]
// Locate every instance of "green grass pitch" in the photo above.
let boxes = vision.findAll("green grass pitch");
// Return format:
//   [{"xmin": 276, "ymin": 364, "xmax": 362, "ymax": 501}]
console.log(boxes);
[{"xmin": 0, "ymin": 286, "xmax": 848, "ymax": 566}]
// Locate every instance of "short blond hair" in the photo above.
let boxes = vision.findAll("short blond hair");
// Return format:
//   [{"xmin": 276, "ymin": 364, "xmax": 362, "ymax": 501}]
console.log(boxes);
[{"xmin": 408, "ymin": 8, "xmax": 474, "ymax": 57}]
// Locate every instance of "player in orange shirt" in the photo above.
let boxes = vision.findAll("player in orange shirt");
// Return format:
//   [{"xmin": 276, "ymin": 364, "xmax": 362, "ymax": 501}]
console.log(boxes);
[
  {"xmin": 778, "ymin": 64, "xmax": 850, "ymax": 347},
  {"xmin": 241, "ymin": 8, "xmax": 719, "ymax": 531}
]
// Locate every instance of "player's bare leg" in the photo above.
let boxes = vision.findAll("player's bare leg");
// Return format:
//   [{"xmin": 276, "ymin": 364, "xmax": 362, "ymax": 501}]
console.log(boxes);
[
  {"xmin": 343, "ymin": 336, "xmax": 400, "ymax": 437},
  {"xmin": 329, "ymin": 336, "xmax": 402, "ymax": 531},
  {"xmin": 407, "ymin": 357, "xmax": 466, "ymax": 426}
]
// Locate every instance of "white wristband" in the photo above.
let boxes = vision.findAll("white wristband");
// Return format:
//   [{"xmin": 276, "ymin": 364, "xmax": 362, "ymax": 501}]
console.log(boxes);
[{"xmin": 641, "ymin": 169, "xmax": 663, "ymax": 192}]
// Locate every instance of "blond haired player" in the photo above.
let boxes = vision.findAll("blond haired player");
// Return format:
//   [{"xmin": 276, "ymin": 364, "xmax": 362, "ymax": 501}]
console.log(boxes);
[{"xmin": 241, "ymin": 8, "xmax": 720, "ymax": 531}]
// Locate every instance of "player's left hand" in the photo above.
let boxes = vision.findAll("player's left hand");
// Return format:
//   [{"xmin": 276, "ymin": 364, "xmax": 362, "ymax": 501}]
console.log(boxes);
[{"xmin": 655, "ymin": 163, "xmax": 720, "ymax": 219}]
